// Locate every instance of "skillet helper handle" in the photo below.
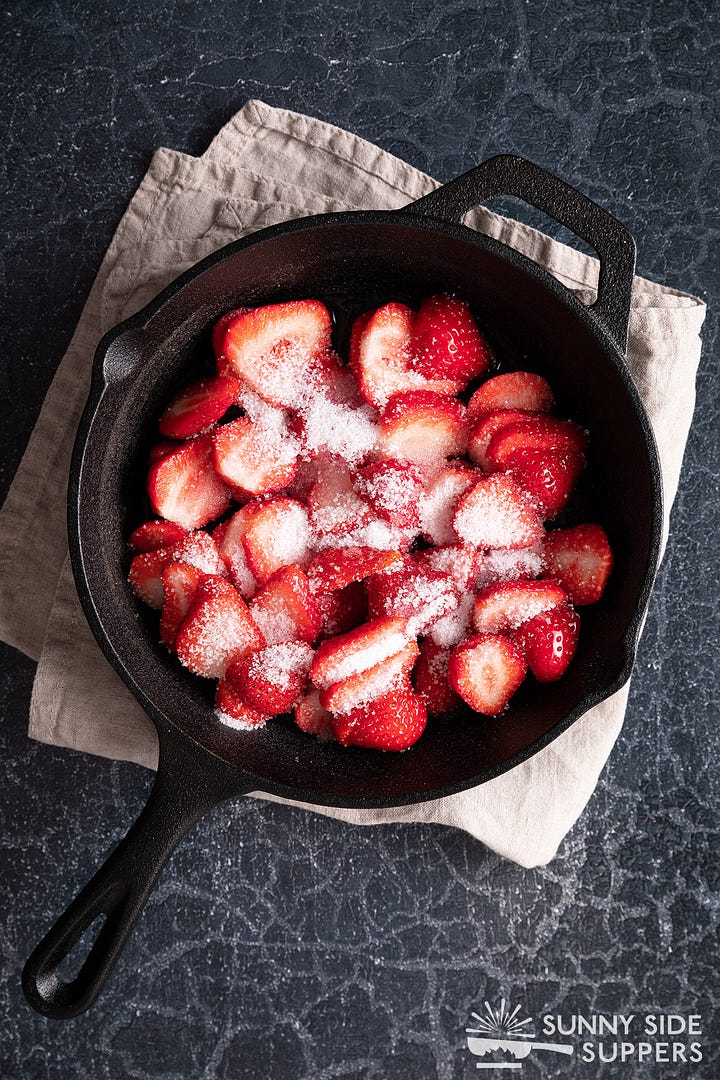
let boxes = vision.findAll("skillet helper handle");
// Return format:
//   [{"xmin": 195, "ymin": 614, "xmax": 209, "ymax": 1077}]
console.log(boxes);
[
  {"xmin": 22, "ymin": 728, "xmax": 237, "ymax": 1020},
  {"xmin": 405, "ymin": 154, "xmax": 636, "ymax": 355}
]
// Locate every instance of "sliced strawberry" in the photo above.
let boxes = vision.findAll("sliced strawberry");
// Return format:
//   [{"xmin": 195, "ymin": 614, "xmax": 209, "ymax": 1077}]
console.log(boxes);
[
  {"xmin": 379, "ymin": 390, "xmax": 468, "ymax": 466},
  {"xmin": 213, "ymin": 505, "xmax": 260, "ymax": 597},
  {"xmin": 415, "ymin": 544, "xmax": 483, "ymax": 591},
  {"xmin": 332, "ymin": 686, "xmax": 427, "ymax": 751},
  {"xmin": 248, "ymin": 564, "xmax": 321, "ymax": 645},
  {"xmin": 128, "ymin": 546, "xmax": 175, "ymax": 609},
  {"xmin": 147, "ymin": 433, "xmax": 230, "ymax": 529},
  {"xmin": 212, "ymin": 415, "xmax": 299, "ymax": 496},
  {"xmin": 169, "ymin": 530, "xmax": 228, "ymax": 578},
  {"xmin": 507, "ymin": 448, "xmax": 585, "ymax": 519},
  {"xmin": 513, "ymin": 602, "xmax": 580, "ymax": 682},
  {"xmin": 411, "ymin": 294, "xmax": 491, "ymax": 385},
  {"xmin": 307, "ymin": 456, "xmax": 373, "ymax": 537},
  {"xmin": 365, "ymin": 560, "xmax": 458, "ymax": 636},
  {"xmin": 222, "ymin": 300, "xmax": 333, "ymax": 408},
  {"xmin": 129, "ymin": 520, "xmax": 189, "ymax": 553},
  {"xmin": 292, "ymin": 392, "xmax": 378, "ymax": 466},
  {"xmin": 320, "ymin": 641, "xmax": 419, "ymax": 714},
  {"xmin": 426, "ymin": 592, "xmax": 475, "ymax": 648},
  {"xmin": 472, "ymin": 579, "xmax": 567, "ymax": 634},
  {"xmin": 453, "ymin": 474, "xmax": 544, "ymax": 550},
  {"xmin": 158, "ymin": 374, "xmax": 240, "ymax": 439},
  {"xmin": 543, "ymin": 524, "xmax": 613, "ymax": 605},
  {"xmin": 226, "ymin": 641, "xmax": 315, "ymax": 715},
  {"xmin": 448, "ymin": 634, "xmax": 527, "ymax": 716},
  {"xmin": 149, "ymin": 441, "xmax": 180, "ymax": 464},
  {"xmin": 413, "ymin": 640, "xmax": 459, "ymax": 715},
  {"xmin": 418, "ymin": 463, "xmax": 476, "ymax": 545},
  {"xmin": 215, "ymin": 678, "xmax": 268, "ymax": 730},
  {"xmin": 307, "ymin": 546, "xmax": 402, "ymax": 592},
  {"xmin": 353, "ymin": 460, "xmax": 424, "ymax": 529},
  {"xmin": 212, "ymin": 307, "xmax": 249, "ymax": 375},
  {"xmin": 467, "ymin": 409, "xmax": 534, "ymax": 471},
  {"xmin": 159, "ymin": 562, "xmax": 205, "ymax": 649},
  {"xmin": 175, "ymin": 577, "xmax": 265, "ymax": 678},
  {"xmin": 486, "ymin": 415, "xmax": 587, "ymax": 471},
  {"xmin": 242, "ymin": 497, "xmax": 311, "ymax": 585},
  {"xmin": 478, "ymin": 545, "xmax": 545, "ymax": 587},
  {"xmin": 313, "ymin": 579, "xmax": 368, "ymax": 638},
  {"xmin": 467, "ymin": 371, "xmax": 554, "ymax": 422},
  {"xmin": 294, "ymin": 690, "xmax": 335, "ymax": 740},
  {"xmin": 310, "ymin": 615, "xmax": 410, "ymax": 691}
]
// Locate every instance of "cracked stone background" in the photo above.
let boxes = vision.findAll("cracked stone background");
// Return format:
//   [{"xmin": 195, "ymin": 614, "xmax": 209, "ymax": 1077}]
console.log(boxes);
[{"xmin": 1, "ymin": 0, "xmax": 718, "ymax": 1077}]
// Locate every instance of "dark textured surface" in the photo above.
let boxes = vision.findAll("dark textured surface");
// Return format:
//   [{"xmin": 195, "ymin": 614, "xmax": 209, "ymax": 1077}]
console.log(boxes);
[{"xmin": 1, "ymin": 1, "xmax": 718, "ymax": 1077}]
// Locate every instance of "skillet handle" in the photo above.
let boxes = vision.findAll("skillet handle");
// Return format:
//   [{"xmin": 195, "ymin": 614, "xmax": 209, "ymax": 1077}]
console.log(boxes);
[
  {"xmin": 404, "ymin": 154, "xmax": 636, "ymax": 355},
  {"xmin": 22, "ymin": 726, "xmax": 240, "ymax": 1019}
]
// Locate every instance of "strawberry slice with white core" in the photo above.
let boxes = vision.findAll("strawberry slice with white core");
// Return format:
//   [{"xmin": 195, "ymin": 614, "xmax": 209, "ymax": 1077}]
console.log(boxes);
[
  {"xmin": 453, "ymin": 474, "xmax": 544, "ymax": 550},
  {"xmin": 413, "ymin": 640, "xmax": 459, "ymax": 715},
  {"xmin": 226, "ymin": 641, "xmax": 314, "ymax": 715},
  {"xmin": 294, "ymin": 690, "xmax": 335, "ymax": 740},
  {"xmin": 310, "ymin": 615, "xmax": 410, "ymax": 690},
  {"xmin": 308, "ymin": 546, "xmax": 402, "ymax": 592},
  {"xmin": 448, "ymin": 634, "xmax": 527, "ymax": 716},
  {"xmin": 215, "ymin": 678, "xmax": 268, "ymax": 730},
  {"xmin": 486, "ymin": 415, "xmax": 588, "ymax": 471},
  {"xmin": 248, "ymin": 564, "xmax": 321, "ymax": 645},
  {"xmin": 320, "ymin": 640, "xmax": 419, "ymax": 714},
  {"xmin": 418, "ymin": 463, "xmax": 476, "ymax": 545},
  {"xmin": 242, "ymin": 497, "xmax": 311, "ymax": 585},
  {"xmin": 331, "ymin": 685, "xmax": 427, "ymax": 751},
  {"xmin": 467, "ymin": 371, "xmax": 554, "ymax": 422},
  {"xmin": 512, "ymin": 602, "xmax": 580, "ymax": 682},
  {"xmin": 213, "ymin": 505, "xmax": 259, "ymax": 598},
  {"xmin": 175, "ymin": 577, "xmax": 265, "ymax": 678},
  {"xmin": 411, "ymin": 294, "xmax": 492, "ymax": 385},
  {"xmin": 147, "ymin": 433, "xmax": 230, "ymax": 529},
  {"xmin": 294, "ymin": 394, "xmax": 378, "ymax": 466},
  {"xmin": 468, "ymin": 409, "xmax": 535, "ymax": 471},
  {"xmin": 129, "ymin": 520, "xmax": 189, "ymax": 553},
  {"xmin": 365, "ymin": 561, "xmax": 458, "ymax": 637},
  {"xmin": 379, "ymin": 391, "xmax": 468, "ymax": 466},
  {"xmin": 415, "ymin": 544, "xmax": 484, "ymax": 592},
  {"xmin": 169, "ymin": 530, "xmax": 228, "ymax": 578},
  {"xmin": 478, "ymin": 544, "xmax": 545, "ymax": 588},
  {"xmin": 128, "ymin": 546, "xmax": 175, "ymax": 609},
  {"xmin": 159, "ymin": 374, "xmax": 240, "ymax": 439},
  {"xmin": 159, "ymin": 562, "xmax": 206, "ymax": 649},
  {"xmin": 507, "ymin": 448, "xmax": 586, "ymax": 519},
  {"xmin": 354, "ymin": 459, "xmax": 424, "ymax": 529},
  {"xmin": 307, "ymin": 456, "xmax": 373, "ymax": 537},
  {"xmin": 212, "ymin": 415, "xmax": 300, "ymax": 496},
  {"xmin": 427, "ymin": 592, "xmax": 475, "ymax": 648},
  {"xmin": 472, "ymin": 579, "xmax": 567, "ymax": 634},
  {"xmin": 543, "ymin": 524, "xmax": 613, "ymax": 605},
  {"xmin": 222, "ymin": 300, "xmax": 333, "ymax": 408}
]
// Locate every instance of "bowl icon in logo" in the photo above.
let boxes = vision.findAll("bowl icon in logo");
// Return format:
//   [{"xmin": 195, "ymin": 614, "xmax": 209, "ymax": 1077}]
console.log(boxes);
[{"xmin": 466, "ymin": 1000, "xmax": 573, "ymax": 1070}]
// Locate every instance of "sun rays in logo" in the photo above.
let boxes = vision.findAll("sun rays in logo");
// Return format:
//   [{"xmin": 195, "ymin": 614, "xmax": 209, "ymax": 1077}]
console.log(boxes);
[{"xmin": 466, "ymin": 999, "xmax": 536, "ymax": 1040}]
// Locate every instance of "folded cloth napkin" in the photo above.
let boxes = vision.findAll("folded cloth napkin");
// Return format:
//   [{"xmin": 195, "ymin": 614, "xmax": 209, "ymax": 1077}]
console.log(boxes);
[{"xmin": 0, "ymin": 100, "xmax": 705, "ymax": 867}]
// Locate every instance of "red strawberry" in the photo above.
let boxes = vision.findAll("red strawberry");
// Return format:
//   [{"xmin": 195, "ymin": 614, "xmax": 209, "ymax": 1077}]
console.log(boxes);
[
  {"xmin": 158, "ymin": 374, "xmax": 240, "ymax": 439},
  {"xmin": 294, "ymin": 690, "xmax": 335, "ymax": 740},
  {"xmin": 379, "ymin": 390, "xmax": 468, "ymax": 466},
  {"xmin": 448, "ymin": 634, "xmax": 527, "ymax": 716},
  {"xmin": 307, "ymin": 456, "xmax": 373, "ymax": 537},
  {"xmin": 249, "ymin": 564, "xmax": 321, "ymax": 645},
  {"xmin": 159, "ymin": 562, "xmax": 206, "ymax": 648},
  {"xmin": 320, "ymin": 640, "xmax": 419, "ymax": 714},
  {"xmin": 147, "ymin": 433, "xmax": 230, "ymax": 529},
  {"xmin": 149, "ymin": 440, "xmax": 181, "ymax": 464},
  {"xmin": 310, "ymin": 615, "xmax": 410, "ymax": 690},
  {"xmin": 212, "ymin": 415, "xmax": 299, "ymax": 496},
  {"xmin": 543, "ymin": 524, "xmax": 613, "ymax": 605},
  {"xmin": 307, "ymin": 546, "xmax": 402, "ymax": 592},
  {"xmin": 226, "ymin": 641, "xmax": 314, "ymax": 715},
  {"xmin": 467, "ymin": 409, "xmax": 534, "ymax": 471},
  {"xmin": 365, "ymin": 560, "xmax": 458, "ymax": 636},
  {"xmin": 486, "ymin": 415, "xmax": 587, "ymax": 471},
  {"xmin": 242, "ymin": 497, "xmax": 311, "ymax": 585},
  {"xmin": 332, "ymin": 686, "xmax": 427, "ymax": 751},
  {"xmin": 313, "ymin": 579, "xmax": 368, "ymax": 638},
  {"xmin": 507, "ymin": 448, "xmax": 585, "ymax": 519},
  {"xmin": 353, "ymin": 459, "xmax": 424, "ymax": 529},
  {"xmin": 128, "ymin": 546, "xmax": 175, "ymax": 609},
  {"xmin": 411, "ymin": 294, "xmax": 491, "ymax": 385},
  {"xmin": 413, "ymin": 640, "xmax": 459, "ymax": 715},
  {"xmin": 169, "ymin": 530, "xmax": 228, "ymax": 578},
  {"xmin": 215, "ymin": 678, "xmax": 268, "ymax": 729},
  {"xmin": 415, "ymin": 544, "xmax": 483, "ymax": 592},
  {"xmin": 175, "ymin": 577, "xmax": 265, "ymax": 678},
  {"xmin": 513, "ymin": 602, "xmax": 580, "ymax": 681},
  {"xmin": 221, "ymin": 300, "xmax": 333, "ymax": 408},
  {"xmin": 213, "ymin": 505, "xmax": 260, "ymax": 597},
  {"xmin": 467, "ymin": 371, "xmax": 554, "ymax": 422},
  {"xmin": 129, "ymin": 519, "xmax": 189, "ymax": 553},
  {"xmin": 418, "ymin": 464, "xmax": 476, "ymax": 545},
  {"xmin": 472, "ymin": 579, "xmax": 567, "ymax": 634},
  {"xmin": 212, "ymin": 307, "xmax": 249, "ymax": 375},
  {"xmin": 453, "ymin": 474, "xmax": 544, "ymax": 550}
]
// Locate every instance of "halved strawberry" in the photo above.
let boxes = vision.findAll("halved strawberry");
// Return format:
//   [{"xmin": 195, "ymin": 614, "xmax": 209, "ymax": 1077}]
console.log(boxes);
[
  {"xmin": 415, "ymin": 544, "xmax": 483, "ymax": 591},
  {"xmin": 472, "ymin": 579, "xmax": 567, "ymax": 634},
  {"xmin": 147, "ymin": 433, "xmax": 231, "ymax": 529},
  {"xmin": 448, "ymin": 634, "xmax": 527, "ymax": 716},
  {"xmin": 467, "ymin": 371, "xmax": 554, "ymax": 422},
  {"xmin": 411, "ymin": 294, "xmax": 491, "ymax": 385},
  {"xmin": 307, "ymin": 546, "xmax": 402, "ymax": 592},
  {"xmin": 212, "ymin": 415, "xmax": 299, "ymax": 496},
  {"xmin": 307, "ymin": 456, "xmax": 373, "ymax": 537},
  {"xmin": 313, "ymin": 579, "xmax": 368, "ymax": 638},
  {"xmin": 226, "ymin": 641, "xmax": 314, "ymax": 715},
  {"xmin": 170, "ymin": 530, "xmax": 228, "ymax": 578},
  {"xmin": 213, "ymin": 505, "xmax": 259, "ymax": 597},
  {"xmin": 222, "ymin": 300, "xmax": 332, "ymax": 408},
  {"xmin": 158, "ymin": 374, "xmax": 240, "ymax": 439},
  {"xmin": 248, "ymin": 564, "xmax": 321, "ymax": 645},
  {"xmin": 354, "ymin": 459, "xmax": 424, "ymax": 529},
  {"xmin": 507, "ymin": 448, "xmax": 585, "ymax": 519},
  {"xmin": 242, "ymin": 497, "xmax": 311, "ymax": 585},
  {"xmin": 331, "ymin": 686, "xmax": 427, "ymax": 751},
  {"xmin": 310, "ymin": 615, "xmax": 410, "ymax": 690},
  {"xmin": 513, "ymin": 602, "xmax": 580, "ymax": 682},
  {"xmin": 379, "ymin": 391, "xmax": 468, "ymax": 466},
  {"xmin": 426, "ymin": 592, "xmax": 475, "ymax": 648},
  {"xmin": 486, "ymin": 415, "xmax": 587, "ymax": 471},
  {"xmin": 129, "ymin": 520, "xmax": 189, "ymax": 553},
  {"xmin": 294, "ymin": 690, "xmax": 334, "ymax": 740},
  {"xmin": 543, "ymin": 524, "xmax": 613, "ymax": 605},
  {"xmin": 467, "ymin": 409, "xmax": 534, "ymax": 471},
  {"xmin": 320, "ymin": 640, "xmax": 419, "ymax": 714},
  {"xmin": 365, "ymin": 560, "xmax": 458, "ymax": 637},
  {"xmin": 215, "ymin": 678, "xmax": 268, "ymax": 729},
  {"xmin": 128, "ymin": 546, "xmax": 175, "ymax": 609},
  {"xmin": 413, "ymin": 640, "xmax": 459, "ymax": 715},
  {"xmin": 453, "ymin": 474, "xmax": 544, "ymax": 550},
  {"xmin": 418, "ymin": 463, "xmax": 476, "ymax": 545},
  {"xmin": 212, "ymin": 307, "xmax": 249, "ymax": 375},
  {"xmin": 175, "ymin": 577, "xmax": 265, "ymax": 678},
  {"xmin": 293, "ymin": 393, "xmax": 378, "ymax": 466},
  {"xmin": 478, "ymin": 545, "xmax": 545, "ymax": 587},
  {"xmin": 159, "ymin": 562, "xmax": 205, "ymax": 648}
]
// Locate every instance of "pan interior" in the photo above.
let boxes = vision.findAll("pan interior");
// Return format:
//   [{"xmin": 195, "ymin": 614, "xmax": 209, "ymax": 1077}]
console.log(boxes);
[{"xmin": 76, "ymin": 216, "xmax": 657, "ymax": 805}]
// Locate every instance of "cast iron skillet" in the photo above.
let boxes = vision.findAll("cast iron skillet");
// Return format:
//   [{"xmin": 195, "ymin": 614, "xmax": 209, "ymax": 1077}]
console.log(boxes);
[{"xmin": 23, "ymin": 155, "xmax": 662, "ymax": 1019}]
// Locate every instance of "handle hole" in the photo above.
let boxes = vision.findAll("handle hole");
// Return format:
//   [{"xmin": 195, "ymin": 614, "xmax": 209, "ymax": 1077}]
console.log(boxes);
[
  {"xmin": 56, "ymin": 914, "xmax": 107, "ymax": 983},
  {"xmin": 471, "ymin": 195, "xmax": 599, "ymax": 259}
]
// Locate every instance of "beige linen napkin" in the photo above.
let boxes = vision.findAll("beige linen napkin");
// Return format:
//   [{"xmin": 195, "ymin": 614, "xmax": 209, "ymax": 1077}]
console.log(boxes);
[{"xmin": 0, "ymin": 100, "xmax": 705, "ymax": 867}]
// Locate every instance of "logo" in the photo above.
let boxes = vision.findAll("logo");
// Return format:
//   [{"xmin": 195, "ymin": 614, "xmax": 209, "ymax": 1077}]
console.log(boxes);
[{"xmin": 466, "ymin": 999, "xmax": 573, "ymax": 1070}]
